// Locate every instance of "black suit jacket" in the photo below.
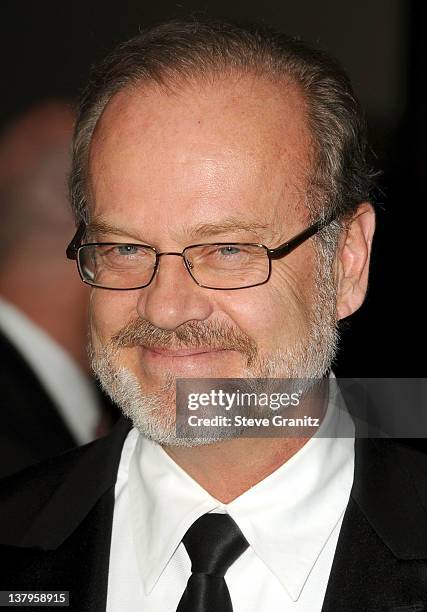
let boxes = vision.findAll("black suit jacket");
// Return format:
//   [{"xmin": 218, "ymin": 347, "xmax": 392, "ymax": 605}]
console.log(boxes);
[
  {"xmin": 1, "ymin": 415, "xmax": 427, "ymax": 611},
  {"xmin": 0, "ymin": 330, "xmax": 76, "ymax": 478},
  {"xmin": 0, "ymin": 329, "xmax": 121, "ymax": 479}
]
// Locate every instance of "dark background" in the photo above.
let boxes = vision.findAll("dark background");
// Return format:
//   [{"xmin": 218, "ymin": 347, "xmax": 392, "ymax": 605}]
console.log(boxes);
[{"xmin": 2, "ymin": 0, "xmax": 425, "ymax": 377}]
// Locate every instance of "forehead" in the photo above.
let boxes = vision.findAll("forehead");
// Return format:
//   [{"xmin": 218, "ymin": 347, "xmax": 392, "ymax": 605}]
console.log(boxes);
[{"xmin": 88, "ymin": 74, "xmax": 313, "ymax": 238}]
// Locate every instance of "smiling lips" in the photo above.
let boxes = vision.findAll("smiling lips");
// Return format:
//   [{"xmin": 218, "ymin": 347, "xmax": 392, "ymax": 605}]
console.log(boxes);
[{"xmin": 141, "ymin": 346, "xmax": 227, "ymax": 357}]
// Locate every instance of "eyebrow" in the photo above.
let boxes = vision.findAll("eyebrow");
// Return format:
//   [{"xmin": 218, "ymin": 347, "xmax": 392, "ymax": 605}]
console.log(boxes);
[
  {"xmin": 87, "ymin": 216, "xmax": 275, "ymax": 243},
  {"xmin": 182, "ymin": 218, "xmax": 272, "ymax": 240},
  {"xmin": 86, "ymin": 219, "xmax": 139, "ymax": 240}
]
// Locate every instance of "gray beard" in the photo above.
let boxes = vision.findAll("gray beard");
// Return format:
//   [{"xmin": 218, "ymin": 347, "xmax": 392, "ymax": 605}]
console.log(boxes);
[{"xmin": 90, "ymin": 262, "xmax": 339, "ymax": 447}]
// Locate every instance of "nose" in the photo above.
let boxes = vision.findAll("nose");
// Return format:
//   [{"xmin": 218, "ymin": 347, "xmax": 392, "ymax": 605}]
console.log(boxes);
[{"xmin": 136, "ymin": 252, "xmax": 214, "ymax": 330}]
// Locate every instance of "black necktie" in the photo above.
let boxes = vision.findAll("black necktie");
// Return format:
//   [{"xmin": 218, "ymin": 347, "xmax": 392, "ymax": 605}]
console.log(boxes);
[{"xmin": 176, "ymin": 513, "xmax": 249, "ymax": 612}]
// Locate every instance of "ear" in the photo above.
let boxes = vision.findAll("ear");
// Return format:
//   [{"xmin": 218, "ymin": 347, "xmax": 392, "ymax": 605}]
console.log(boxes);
[{"xmin": 335, "ymin": 202, "xmax": 376, "ymax": 320}]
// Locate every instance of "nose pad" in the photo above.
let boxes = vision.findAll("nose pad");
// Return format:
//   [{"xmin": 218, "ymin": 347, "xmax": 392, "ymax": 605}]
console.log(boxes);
[
  {"xmin": 183, "ymin": 250, "xmax": 195, "ymax": 271},
  {"xmin": 152, "ymin": 252, "xmax": 192, "ymax": 286}
]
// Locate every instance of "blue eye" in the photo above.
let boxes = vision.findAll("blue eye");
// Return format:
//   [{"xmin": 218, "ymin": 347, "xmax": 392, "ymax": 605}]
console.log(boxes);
[
  {"xmin": 116, "ymin": 245, "xmax": 139, "ymax": 256},
  {"xmin": 219, "ymin": 246, "xmax": 241, "ymax": 256}
]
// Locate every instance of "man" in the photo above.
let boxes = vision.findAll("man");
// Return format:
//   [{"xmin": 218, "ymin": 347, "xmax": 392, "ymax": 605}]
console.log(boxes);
[
  {"xmin": 0, "ymin": 102, "xmax": 116, "ymax": 478},
  {"xmin": 1, "ymin": 18, "xmax": 426, "ymax": 611}
]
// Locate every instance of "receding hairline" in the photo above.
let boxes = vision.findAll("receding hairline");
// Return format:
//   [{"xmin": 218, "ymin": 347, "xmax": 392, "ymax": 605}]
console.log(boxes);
[
  {"xmin": 86, "ymin": 70, "xmax": 315, "ymax": 221},
  {"xmin": 89, "ymin": 67, "xmax": 310, "ymax": 143}
]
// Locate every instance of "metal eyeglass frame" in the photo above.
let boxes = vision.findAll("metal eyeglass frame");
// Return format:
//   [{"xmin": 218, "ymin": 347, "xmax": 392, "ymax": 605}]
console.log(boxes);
[{"xmin": 66, "ymin": 214, "xmax": 336, "ymax": 291}]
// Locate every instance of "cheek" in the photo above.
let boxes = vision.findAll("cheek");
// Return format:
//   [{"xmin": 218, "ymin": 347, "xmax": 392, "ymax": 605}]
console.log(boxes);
[
  {"xmin": 220, "ymin": 262, "xmax": 316, "ymax": 347},
  {"xmin": 217, "ymin": 287, "xmax": 290, "ymax": 346},
  {"xmin": 89, "ymin": 289, "xmax": 137, "ymax": 344}
]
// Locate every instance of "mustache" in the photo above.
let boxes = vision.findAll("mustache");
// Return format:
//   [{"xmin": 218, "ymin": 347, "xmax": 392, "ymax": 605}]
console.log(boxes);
[{"xmin": 111, "ymin": 317, "xmax": 258, "ymax": 365}]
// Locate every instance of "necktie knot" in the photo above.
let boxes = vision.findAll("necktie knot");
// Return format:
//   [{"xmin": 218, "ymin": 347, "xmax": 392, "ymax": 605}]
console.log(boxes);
[
  {"xmin": 182, "ymin": 513, "xmax": 249, "ymax": 578},
  {"xmin": 177, "ymin": 513, "xmax": 248, "ymax": 611}
]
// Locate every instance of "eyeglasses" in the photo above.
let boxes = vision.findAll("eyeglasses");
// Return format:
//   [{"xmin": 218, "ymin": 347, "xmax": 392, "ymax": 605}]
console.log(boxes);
[{"xmin": 66, "ymin": 216, "xmax": 335, "ymax": 291}]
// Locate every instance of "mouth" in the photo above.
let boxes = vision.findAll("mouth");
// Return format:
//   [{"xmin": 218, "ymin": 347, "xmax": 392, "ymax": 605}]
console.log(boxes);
[
  {"xmin": 134, "ymin": 344, "xmax": 247, "ymax": 379},
  {"xmin": 141, "ymin": 346, "xmax": 227, "ymax": 358}
]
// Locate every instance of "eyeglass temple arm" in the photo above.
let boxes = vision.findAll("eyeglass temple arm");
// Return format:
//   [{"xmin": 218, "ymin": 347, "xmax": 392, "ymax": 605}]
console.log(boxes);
[
  {"xmin": 66, "ymin": 221, "xmax": 86, "ymax": 260},
  {"xmin": 268, "ymin": 215, "xmax": 336, "ymax": 260}
]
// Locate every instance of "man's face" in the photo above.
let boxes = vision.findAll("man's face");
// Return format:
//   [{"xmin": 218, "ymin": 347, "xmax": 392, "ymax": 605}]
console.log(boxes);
[{"xmin": 87, "ymin": 75, "xmax": 338, "ymax": 444}]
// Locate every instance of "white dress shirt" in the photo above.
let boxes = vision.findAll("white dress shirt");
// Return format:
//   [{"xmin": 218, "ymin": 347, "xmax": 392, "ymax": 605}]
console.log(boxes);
[
  {"xmin": 107, "ymin": 381, "xmax": 355, "ymax": 611},
  {"xmin": 0, "ymin": 297, "xmax": 100, "ymax": 444}
]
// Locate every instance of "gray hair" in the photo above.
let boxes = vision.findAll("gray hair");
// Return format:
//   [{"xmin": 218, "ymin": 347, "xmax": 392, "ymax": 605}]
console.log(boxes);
[{"xmin": 69, "ymin": 17, "xmax": 376, "ymax": 259}]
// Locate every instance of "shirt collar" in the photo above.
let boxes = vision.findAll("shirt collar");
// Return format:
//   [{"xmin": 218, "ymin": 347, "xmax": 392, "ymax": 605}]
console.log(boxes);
[{"xmin": 128, "ymin": 377, "xmax": 355, "ymax": 600}]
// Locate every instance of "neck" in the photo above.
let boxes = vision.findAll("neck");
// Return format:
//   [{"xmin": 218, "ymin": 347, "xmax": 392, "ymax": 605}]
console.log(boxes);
[{"xmin": 163, "ymin": 437, "xmax": 310, "ymax": 503}]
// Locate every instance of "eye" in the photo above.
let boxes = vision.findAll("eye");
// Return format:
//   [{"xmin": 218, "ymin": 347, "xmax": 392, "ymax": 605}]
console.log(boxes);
[
  {"xmin": 101, "ymin": 244, "xmax": 151, "ymax": 268},
  {"xmin": 116, "ymin": 244, "xmax": 139, "ymax": 256},
  {"xmin": 218, "ymin": 246, "xmax": 241, "ymax": 256}
]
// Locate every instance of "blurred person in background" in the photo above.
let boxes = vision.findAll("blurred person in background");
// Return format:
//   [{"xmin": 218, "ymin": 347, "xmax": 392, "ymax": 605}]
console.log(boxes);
[{"xmin": 0, "ymin": 101, "xmax": 118, "ymax": 478}]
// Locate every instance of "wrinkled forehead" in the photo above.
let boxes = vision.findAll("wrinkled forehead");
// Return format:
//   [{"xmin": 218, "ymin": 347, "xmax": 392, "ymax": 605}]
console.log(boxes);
[{"xmin": 88, "ymin": 75, "xmax": 314, "ymax": 236}]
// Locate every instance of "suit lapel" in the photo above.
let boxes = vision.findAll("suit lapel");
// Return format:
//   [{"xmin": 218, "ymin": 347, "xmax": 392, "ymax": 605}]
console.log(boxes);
[
  {"xmin": 0, "ymin": 416, "xmax": 132, "ymax": 610},
  {"xmin": 322, "ymin": 438, "xmax": 427, "ymax": 611},
  {"xmin": 4, "ymin": 489, "xmax": 115, "ymax": 611}
]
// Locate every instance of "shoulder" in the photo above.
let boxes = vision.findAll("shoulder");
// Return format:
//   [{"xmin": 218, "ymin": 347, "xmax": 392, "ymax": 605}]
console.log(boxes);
[{"xmin": 0, "ymin": 416, "xmax": 133, "ymax": 548}]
